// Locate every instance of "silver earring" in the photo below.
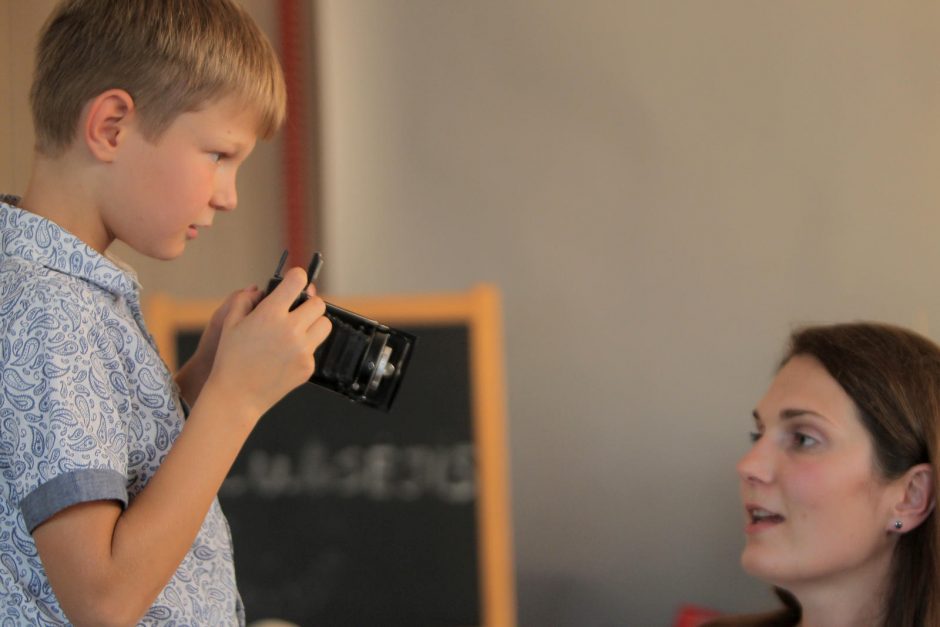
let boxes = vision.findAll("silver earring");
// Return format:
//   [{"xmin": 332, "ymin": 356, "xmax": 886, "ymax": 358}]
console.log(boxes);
[{"xmin": 894, "ymin": 520, "xmax": 903, "ymax": 530}]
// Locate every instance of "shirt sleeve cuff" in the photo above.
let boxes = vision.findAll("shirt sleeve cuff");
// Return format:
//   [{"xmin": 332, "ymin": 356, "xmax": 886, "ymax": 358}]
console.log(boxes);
[{"xmin": 20, "ymin": 469, "xmax": 128, "ymax": 533}]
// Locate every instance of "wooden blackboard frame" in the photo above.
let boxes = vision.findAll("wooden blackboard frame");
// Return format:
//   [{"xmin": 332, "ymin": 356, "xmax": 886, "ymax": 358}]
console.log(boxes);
[{"xmin": 145, "ymin": 284, "xmax": 516, "ymax": 626}]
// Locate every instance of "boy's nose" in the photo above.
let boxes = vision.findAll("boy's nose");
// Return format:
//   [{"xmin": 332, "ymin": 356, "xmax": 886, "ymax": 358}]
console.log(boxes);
[{"xmin": 211, "ymin": 179, "xmax": 238, "ymax": 212}]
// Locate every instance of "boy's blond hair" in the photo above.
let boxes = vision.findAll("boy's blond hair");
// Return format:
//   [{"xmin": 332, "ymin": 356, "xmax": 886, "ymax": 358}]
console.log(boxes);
[{"xmin": 31, "ymin": 0, "xmax": 287, "ymax": 157}]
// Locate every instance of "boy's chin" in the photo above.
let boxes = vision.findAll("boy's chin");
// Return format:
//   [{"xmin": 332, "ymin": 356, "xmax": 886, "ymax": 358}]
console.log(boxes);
[
  {"xmin": 159, "ymin": 247, "xmax": 188, "ymax": 261},
  {"xmin": 136, "ymin": 241, "xmax": 188, "ymax": 261},
  {"xmin": 114, "ymin": 232, "xmax": 189, "ymax": 261}
]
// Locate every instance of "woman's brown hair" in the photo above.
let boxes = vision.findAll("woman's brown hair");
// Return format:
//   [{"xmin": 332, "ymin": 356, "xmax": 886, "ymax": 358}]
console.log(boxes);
[{"xmin": 712, "ymin": 322, "xmax": 940, "ymax": 626}]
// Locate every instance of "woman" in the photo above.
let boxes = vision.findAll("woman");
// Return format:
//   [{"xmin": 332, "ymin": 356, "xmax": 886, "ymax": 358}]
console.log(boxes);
[{"xmin": 708, "ymin": 323, "xmax": 940, "ymax": 627}]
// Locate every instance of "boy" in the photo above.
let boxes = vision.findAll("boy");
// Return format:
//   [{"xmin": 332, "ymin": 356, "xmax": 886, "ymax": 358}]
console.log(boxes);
[{"xmin": 0, "ymin": 1, "xmax": 331, "ymax": 624}]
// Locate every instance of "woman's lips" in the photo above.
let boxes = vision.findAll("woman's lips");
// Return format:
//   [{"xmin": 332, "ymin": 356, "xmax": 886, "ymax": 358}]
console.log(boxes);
[{"xmin": 745, "ymin": 504, "xmax": 785, "ymax": 534}]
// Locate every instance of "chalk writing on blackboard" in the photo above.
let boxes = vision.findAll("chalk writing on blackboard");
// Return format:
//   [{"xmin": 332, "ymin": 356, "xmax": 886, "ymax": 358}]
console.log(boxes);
[
  {"xmin": 220, "ymin": 440, "xmax": 476, "ymax": 502},
  {"xmin": 144, "ymin": 286, "xmax": 517, "ymax": 626}
]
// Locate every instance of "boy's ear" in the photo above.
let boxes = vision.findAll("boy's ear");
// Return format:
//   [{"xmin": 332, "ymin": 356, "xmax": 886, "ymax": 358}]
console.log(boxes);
[
  {"xmin": 890, "ymin": 463, "xmax": 935, "ymax": 533},
  {"xmin": 83, "ymin": 89, "xmax": 136, "ymax": 162}
]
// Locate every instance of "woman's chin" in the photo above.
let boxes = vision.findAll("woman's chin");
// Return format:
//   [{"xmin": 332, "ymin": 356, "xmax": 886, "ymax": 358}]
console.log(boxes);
[{"xmin": 741, "ymin": 546, "xmax": 787, "ymax": 584}]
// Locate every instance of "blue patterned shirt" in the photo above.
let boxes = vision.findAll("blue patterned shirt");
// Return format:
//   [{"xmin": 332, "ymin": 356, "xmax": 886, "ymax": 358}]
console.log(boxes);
[{"xmin": 0, "ymin": 198, "xmax": 244, "ymax": 625}]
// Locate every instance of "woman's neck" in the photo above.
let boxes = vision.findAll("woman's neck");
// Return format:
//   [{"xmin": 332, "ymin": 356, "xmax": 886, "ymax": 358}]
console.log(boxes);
[{"xmin": 790, "ymin": 553, "xmax": 891, "ymax": 627}]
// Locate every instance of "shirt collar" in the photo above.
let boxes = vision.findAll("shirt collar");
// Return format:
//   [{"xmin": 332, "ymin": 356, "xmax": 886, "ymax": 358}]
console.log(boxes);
[{"xmin": 0, "ymin": 195, "xmax": 141, "ymax": 299}]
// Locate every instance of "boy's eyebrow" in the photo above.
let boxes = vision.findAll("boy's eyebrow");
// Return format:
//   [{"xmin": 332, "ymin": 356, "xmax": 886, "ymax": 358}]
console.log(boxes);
[
  {"xmin": 217, "ymin": 137, "xmax": 251, "ymax": 151},
  {"xmin": 213, "ymin": 139, "xmax": 255, "ymax": 160}
]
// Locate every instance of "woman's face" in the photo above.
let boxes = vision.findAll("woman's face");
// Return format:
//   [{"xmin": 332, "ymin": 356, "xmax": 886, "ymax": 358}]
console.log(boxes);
[{"xmin": 737, "ymin": 354, "xmax": 900, "ymax": 589}]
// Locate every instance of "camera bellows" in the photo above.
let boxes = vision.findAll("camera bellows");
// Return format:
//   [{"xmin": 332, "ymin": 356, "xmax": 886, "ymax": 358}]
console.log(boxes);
[{"xmin": 315, "ymin": 317, "xmax": 371, "ymax": 384}]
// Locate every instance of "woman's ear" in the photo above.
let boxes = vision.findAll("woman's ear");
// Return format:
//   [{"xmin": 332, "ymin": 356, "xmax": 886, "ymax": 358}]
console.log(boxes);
[
  {"xmin": 889, "ymin": 463, "xmax": 935, "ymax": 533},
  {"xmin": 83, "ymin": 89, "xmax": 136, "ymax": 162}
]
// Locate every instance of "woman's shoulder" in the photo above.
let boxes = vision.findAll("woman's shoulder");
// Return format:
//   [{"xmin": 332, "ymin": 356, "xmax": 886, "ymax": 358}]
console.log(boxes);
[{"xmin": 702, "ymin": 610, "xmax": 797, "ymax": 627}]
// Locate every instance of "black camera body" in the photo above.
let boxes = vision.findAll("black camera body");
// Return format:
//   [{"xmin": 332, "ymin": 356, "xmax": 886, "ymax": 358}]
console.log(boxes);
[{"xmin": 264, "ymin": 252, "xmax": 415, "ymax": 411}]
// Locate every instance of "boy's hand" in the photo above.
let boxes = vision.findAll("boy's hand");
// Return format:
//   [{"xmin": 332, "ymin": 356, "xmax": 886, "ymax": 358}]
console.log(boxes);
[
  {"xmin": 174, "ymin": 286, "xmax": 264, "ymax": 406},
  {"xmin": 205, "ymin": 267, "xmax": 332, "ymax": 420}
]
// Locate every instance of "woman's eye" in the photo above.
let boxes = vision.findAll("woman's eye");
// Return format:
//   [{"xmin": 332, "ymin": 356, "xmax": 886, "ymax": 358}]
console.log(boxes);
[
  {"xmin": 748, "ymin": 431, "xmax": 762, "ymax": 443},
  {"xmin": 792, "ymin": 432, "xmax": 819, "ymax": 449}
]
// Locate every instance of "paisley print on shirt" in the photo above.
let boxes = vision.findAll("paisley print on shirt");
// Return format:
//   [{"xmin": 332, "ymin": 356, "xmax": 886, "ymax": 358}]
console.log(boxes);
[{"xmin": 0, "ymin": 199, "xmax": 244, "ymax": 625}]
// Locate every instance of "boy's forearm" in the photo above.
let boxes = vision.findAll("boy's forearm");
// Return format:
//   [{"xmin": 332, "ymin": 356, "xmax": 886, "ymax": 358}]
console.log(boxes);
[
  {"xmin": 37, "ymin": 380, "xmax": 258, "ymax": 625},
  {"xmin": 111, "ymin": 380, "xmax": 256, "ymax": 609},
  {"xmin": 173, "ymin": 353, "xmax": 211, "ymax": 407}
]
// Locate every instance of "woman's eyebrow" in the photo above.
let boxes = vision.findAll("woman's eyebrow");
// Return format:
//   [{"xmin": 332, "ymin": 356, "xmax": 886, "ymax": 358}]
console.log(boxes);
[
  {"xmin": 751, "ymin": 408, "xmax": 831, "ymax": 424},
  {"xmin": 780, "ymin": 408, "xmax": 831, "ymax": 423}
]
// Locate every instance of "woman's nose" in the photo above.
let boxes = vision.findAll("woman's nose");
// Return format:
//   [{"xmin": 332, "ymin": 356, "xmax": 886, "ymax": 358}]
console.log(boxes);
[{"xmin": 736, "ymin": 436, "xmax": 774, "ymax": 484}]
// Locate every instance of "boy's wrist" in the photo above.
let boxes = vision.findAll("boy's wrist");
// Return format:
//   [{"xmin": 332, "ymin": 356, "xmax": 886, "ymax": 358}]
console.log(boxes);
[
  {"xmin": 174, "ymin": 352, "xmax": 209, "ymax": 406},
  {"xmin": 192, "ymin": 377, "xmax": 260, "ymax": 432}
]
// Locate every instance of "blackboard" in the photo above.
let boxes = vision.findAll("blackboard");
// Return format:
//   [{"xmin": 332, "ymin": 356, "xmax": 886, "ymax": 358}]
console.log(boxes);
[{"xmin": 145, "ymin": 286, "xmax": 515, "ymax": 627}]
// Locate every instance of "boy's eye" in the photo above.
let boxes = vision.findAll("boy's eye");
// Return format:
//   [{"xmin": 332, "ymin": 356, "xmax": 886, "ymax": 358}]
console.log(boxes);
[
  {"xmin": 748, "ymin": 431, "xmax": 762, "ymax": 443},
  {"xmin": 209, "ymin": 152, "xmax": 226, "ymax": 163}
]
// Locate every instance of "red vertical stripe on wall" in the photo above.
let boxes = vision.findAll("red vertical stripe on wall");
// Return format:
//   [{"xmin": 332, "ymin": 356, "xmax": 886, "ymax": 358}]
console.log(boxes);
[{"xmin": 278, "ymin": 0, "xmax": 307, "ymax": 268}]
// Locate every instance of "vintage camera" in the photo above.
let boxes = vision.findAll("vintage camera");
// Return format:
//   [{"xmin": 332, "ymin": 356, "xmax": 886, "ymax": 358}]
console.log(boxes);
[{"xmin": 264, "ymin": 251, "xmax": 415, "ymax": 411}]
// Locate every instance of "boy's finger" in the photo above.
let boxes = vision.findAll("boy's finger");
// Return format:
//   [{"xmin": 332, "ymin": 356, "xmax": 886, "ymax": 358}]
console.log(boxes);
[
  {"xmin": 308, "ymin": 316, "xmax": 333, "ymax": 351},
  {"xmin": 258, "ymin": 267, "xmax": 308, "ymax": 311},
  {"xmin": 242, "ymin": 285, "xmax": 264, "ymax": 308},
  {"xmin": 293, "ymin": 293, "xmax": 327, "ymax": 329},
  {"xmin": 222, "ymin": 290, "xmax": 257, "ymax": 328}
]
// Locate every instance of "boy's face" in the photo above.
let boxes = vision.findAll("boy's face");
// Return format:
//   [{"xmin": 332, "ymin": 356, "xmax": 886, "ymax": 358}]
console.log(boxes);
[{"xmin": 102, "ymin": 96, "xmax": 258, "ymax": 260}]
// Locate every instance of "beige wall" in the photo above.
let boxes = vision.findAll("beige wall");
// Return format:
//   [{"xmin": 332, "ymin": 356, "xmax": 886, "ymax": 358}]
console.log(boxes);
[
  {"xmin": 0, "ymin": 0, "xmax": 44, "ymax": 196},
  {"xmin": 7, "ymin": 0, "xmax": 940, "ymax": 625},
  {"xmin": 0, "ymin": 2, "xmax": 9, "ymax": 192},
  {"xmin": 317, "ymin": 1, "xmax": 940, "ymax": 624}
]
